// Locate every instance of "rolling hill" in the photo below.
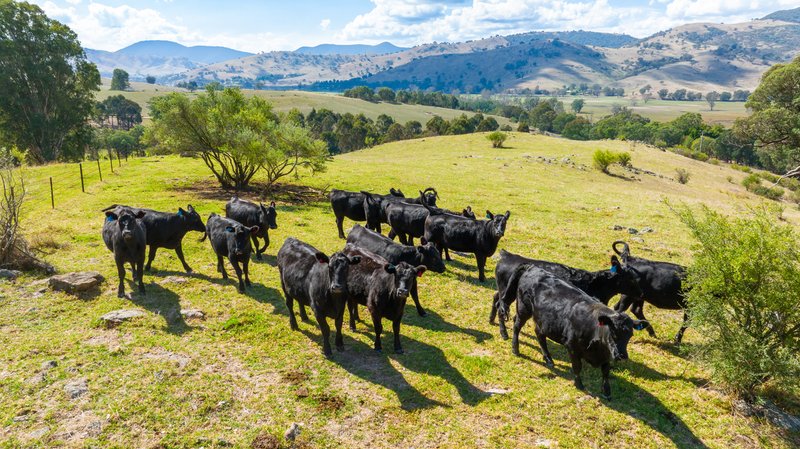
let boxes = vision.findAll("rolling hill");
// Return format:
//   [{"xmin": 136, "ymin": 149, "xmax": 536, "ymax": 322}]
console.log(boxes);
[{"xmin": 294, "ymin": 42, "xmax": 407, "ymax": 55}]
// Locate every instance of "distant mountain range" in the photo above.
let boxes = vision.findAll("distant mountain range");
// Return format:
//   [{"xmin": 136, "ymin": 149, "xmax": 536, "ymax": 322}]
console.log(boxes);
[
  {"xmin": 294, "ymin": 42, "xmax": 407, "ymax": 55},
  {"xmin": 86, "ymin": 6, "xmax": 800, "ymax": 92}
]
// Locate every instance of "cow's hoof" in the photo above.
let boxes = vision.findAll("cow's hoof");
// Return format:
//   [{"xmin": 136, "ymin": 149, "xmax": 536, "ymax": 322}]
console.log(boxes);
[
  {"xmin": 117, "ymin": 292, "xmax": 125, "ymax": 298},
  {"xmin": 336, "ymin": 345, "xmax": 345, "ymax": 352},
  {"xmin": 290, "ymin": 324, "xmax": 299, "ymax": 331},
  {"xmin": 238, "ymin": 288, "xmax": 245, "ymax": 294},
  {"xmin": 417, "ymin": 310, "xmax": 427, "ymax": 317},
  {"xmin": 256, "ymin": 254, "xmax": 263, "ymax": 261},
  {"xmin": 544, "ymin": 360, "xmax": 555, "ymax": 369},
  {"xmin": 374, "ymin": 348, "xmax": 382, "ymax": 353},
  {"xmin": 245, "ymin": 280, "xmax": 252, "ymax": 287},
  {"xmin": 395, "ymin": 348, "xmax": 404, "ymax": 354},
  {"xmin": 185, "ymin": 268, "xmax": 193, "ymax": 274},
  {"xmin": 323, "ymin": 351, "xmax": 333, "ymax": 358},
  {"xmin": 512, "ymin": 349, "xmax": 520, "ymax": 357},
  {"xmin": 574, "ymin": 380, "xmax": 585, "ymax": 391},
  {"xmin": 349, "ymin": 326, "xmax": 357, "ymax": 332}
]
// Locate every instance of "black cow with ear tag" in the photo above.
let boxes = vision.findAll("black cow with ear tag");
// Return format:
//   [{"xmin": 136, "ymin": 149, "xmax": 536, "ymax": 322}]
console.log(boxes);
[
  {"xmin": 202, "ymin": 213, "xmax": 259, "ymax": 293},
  {"xmin": 102, "ymin": 206, "xmax": 147, "ymax": 298}
]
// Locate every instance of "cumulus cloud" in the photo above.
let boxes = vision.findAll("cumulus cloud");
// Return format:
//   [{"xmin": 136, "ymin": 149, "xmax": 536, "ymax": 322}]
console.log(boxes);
[{"xmin": 320, "ymin": 18, "xmax": 331, "ymax": 30}]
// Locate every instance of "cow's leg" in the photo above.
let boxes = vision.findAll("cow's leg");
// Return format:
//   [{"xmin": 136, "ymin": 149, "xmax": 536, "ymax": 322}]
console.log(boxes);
[
  {"xmin": 407, "ymin": 236, "xmax": 414, "ymax": 246},
  {"xmin": 614, "ymin": 294, "xmax": 632, "ymax": 312},
  {"xmin": 601, "ymin": 362, "xmax": 612, "ymax": 399},
  {"xmin": 129, "ymin": 261, "xmax": 136, "ymax": 282},
  {"xmin": 336, "ymin": 215, "xmax": 345, "ymax": 239},
  {"xmin": 376, "ymin": 223, "xmax": 382, "ymax": 234},
  {"xmin": 116, "ymin": 259, "xmax": 126, "ymax": 298},
  {"xmin": 347, "ymin": 299, "xmax": 358, "ymax": 332},
  {"xmin": 569, "ymin": 352, "xmax": 585, "ymax": 391},
  {"xmin": 512, "ymin": 300, "xmax": 532, "ymax": 356},
  {"xmin": 388, "ymin": 229, "xmax": 397, "ymax": 241},
  {"xmin": 252, "ymin": 235, "xmax": 263, "ymax": 260},
  {"xmin": 444, "ymin": 247, "xmax": 452, "ymax": 262},
  {"xmin": 395, "ymin": 230, "xmax": 408, "ymax": 245},
  {"xmin": 334, "ymin": 308, "xmax": 345, "ymax": 352},
  {"xmin": 392, "ymin": 318, "xmax": 403, "ymax": 354},
  {"xmin": 674, "ymin": 310, "xmax": 689, "ymax": 344},
  {"xmin": 476, "ymin": 254, "xmax": 488, "ymax": 282},
  {"xmin": 316, "ymin": 312, "xmax": 333, "ymax": 357},
  {"xmin": 371, "ymin": 311, "xmax": 383, "ymax": 352},
  {"xmin": 498, "ymin": 299, "xmax": 511, "ymax": 341},
  {"xmin": 535, "ymin": 325, "xmax": 554, "ymax": 367},
  {"xmin": 490, "ymin": 292, "xmax": 498, "ymax": 325},
  {"xmin": 217, "ymin": 255, "xmax": 228, "ymax": 279},
  {"xmin": 298, "ymin": 303, "xmax": 310, "ymax": 322},
  {"xmin": 145, "ymin": 245, "xmax": 157, "ymax": 271},
  {"xmin": 136, "ymin": 257, "xmax": 145, "ymax": 294},
  {"xmin": 631, "ymin": 301, "xmax": 656, "ymax": 337},
  {"xmin": 282, "ymin": 281, "xmax": 299, "ymax": 331},
  {"xmin": 243, "ymin": 258, "xmax": 252, "ymax": 287},
  {"xmin": 175, "ymin": 243, "xmax": 192, "ymax": 273},
  {"xmin": 230, "ymin": 257, "xmax": 244, "ymax": 293},
  {"xmin": 410, "ymin": 283, "xmax": 426, "ymax": 317}
]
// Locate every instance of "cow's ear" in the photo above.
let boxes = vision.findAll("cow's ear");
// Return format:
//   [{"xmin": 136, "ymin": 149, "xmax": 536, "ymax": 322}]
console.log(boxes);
[
  {"xmin": 225, "ymin": 226, "xmax": 236, "ymax": 233},
  {"xmin": 187, "ymin": 204, "xmax": 195, "ymax": 213},
  {"xmin": 384, "ymin": 264, "xmax": 396, "ymax": 274},
  {"xmin": 598, "ymin": 315, "xmax": 614, "ymax": 328},
  {"xmin": 270, "ymin": 201, "xmax": 276, "ymax": 208},
  {"xmin": 416, "ymin": 266, "xmax": 427, "ymax": 277},
  {"xmin": 504, "ymin": 210, "xmax": 511, "ymax": 219},
  {"xmin": 486, "ymin": 210, "xmax": 494, "ymax": 219},
  {"xmin": 420, "ymin": 237, "xmax": 428, "ymax": 245},
  {"xmin": 177, "ymin": 208, "xmax": 186, "ymax": 216},
  {"xmin": 466, "ymin": 206, "xmax": 472, "ymax": 212},
  {"xmin": 249, "ymin": 226, "xmax": 260, "ymax": 235},
  {"xmin": 633, "ymin": 320, "xmax": 649, "ymax": 331},
  {"xmin": 104, "ymin": 211, "xmax": 118, "ymax": 221},
  {"xmin": 315, "ymin": 252, "xmax": 329, "ymax": 264},
  {"xmin": 610, "ymin": 255, "xmax": 621, "ymax": 273},
  {"xmin": 135, "ymin": 211, "xmax": 146, "ymax": 219},
  {"xmin": 349, "ymin": 256, "xmax": 361, "ymax": 265}
]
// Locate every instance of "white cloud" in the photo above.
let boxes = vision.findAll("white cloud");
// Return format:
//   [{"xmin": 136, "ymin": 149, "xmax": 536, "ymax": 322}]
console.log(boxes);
[{"xmin": 320, "ymin": 18, "xmax": 331, "ymax": 30}]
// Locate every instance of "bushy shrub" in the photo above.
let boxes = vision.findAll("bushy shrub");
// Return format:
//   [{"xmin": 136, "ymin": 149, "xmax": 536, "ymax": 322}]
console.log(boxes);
[
  {"xmin": 675, "ymin": 168, "xmax": 690, "ymax": 184},
  {"xmin": 486, "ymin": 131, "xmax": 508, "ymax": 148},
  {"xmin": 742, "ymin": 174, "xmax": 784, "ymax": 200},
  {"xmin": 517, "ymin": 122, "xmax": 530, "ymax": 132},
  {"xmin": 675, "ymin": 205, "xmax": 800, "ymax": 399},
  {"xmin": 731, "ymin": 163, "xmax": 752, "ymax": 173},
  {"xmin": 592, "ymin": 149, "xmax": 631, "ymax": 174}
]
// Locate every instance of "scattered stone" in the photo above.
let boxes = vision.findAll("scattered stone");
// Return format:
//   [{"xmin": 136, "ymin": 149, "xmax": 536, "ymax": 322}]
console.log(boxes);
[
  {"xmin": 631, "ymin": 237, "xmax": 645, "ymax": 243},
  {"xmin": 49, "ymin": 272, "xmax": 104, "ymax": 294},
  {"xmin": 28, "ymin": 428, "xmax": 48, "ymax": 439},
  {"xmin": 141, "ymin": 349, "xmax": 191, "ymax": 369},
  {"xmin": 535, "ymin": 438, "xmax": 555, "ymax": 448},
  {"xmin": 217, "ymin": 438, "xmax": 232, "ymax": 447},
  {"xmin": 485, "ymin": 387, "xmax": 510, "ymax": 395},
  {"xmin": 27, "ymin": 372, "xmax": 46, "ymax": 385},
  {"xmin": 612, "ymin": 225, "xmax": 625, "ymax": 231},
  {"xmin": 160, "ymin": 276, "xmax": 187, "ymax": 285},
  {"xmin": 734, "ymin": 400, "xmax": 800, "ymax": 431},
  {"xmin": 64, "ymin": 378, "xmax": 88, "ymax": 399},
  {"xmin": 296, "ymin": 387, "xmax": 309, "ymax": 398},
  {"xmin": 100, "ymin": 309, "xmax": 144, "ymax": 327},
  {"xmin": 628, "ymin": 228, "xmax": 639, "ymax": 235},
  {"xmin": 0, "ymin": 269, "xmax": 21, "ymax": 280},
  {"xmin": 13, "ymin": 411, "xmax": 32, "ymax": 422},
  {"xmin": 284, "ymin": 423, "xmax": 301, "ymax": 442},
  {"xmin": 640, "ymin": 227, "xmax": 654, "ymax": 233},
  {"xmin": 180, "ymin": 309, "xmax": 205, "ymax": 319},
  {"xmin": 41, "ymin": 360, "xmax": 57, "ymax": 371}
]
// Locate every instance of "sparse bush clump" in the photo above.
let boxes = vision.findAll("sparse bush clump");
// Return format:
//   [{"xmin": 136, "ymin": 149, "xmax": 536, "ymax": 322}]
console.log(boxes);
[
  {"xmin": 676, "ymin": 168, "xmax": 691, "ymax": 184},
  {"xmin": 592, "ymin": 149, "xmax": 631, "ymax": 174},
  {"xmin": 742, "ymin": 174, "xmax": 784, "ymax": 200},
  {"xmin": 486, "ymin": 131, "xmax": 508, "ymax": 148},
  {"xmin": 676, "ymin": 205, "xmax": 800, "ymax": 400}
]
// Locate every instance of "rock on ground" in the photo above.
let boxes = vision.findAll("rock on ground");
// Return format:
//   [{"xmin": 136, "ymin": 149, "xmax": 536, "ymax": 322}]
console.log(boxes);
[
  {"xmin": 64, "ymin": 378, "xmax": 88, "ymax": 399},
  {"xmin": 180, "ymin": 309, "xmax": 205, "ymax": 319},
  {"xmin": 100, "ymin": 309, "xmax": 144, "ymax": 326},
  {"xmin": 0, "ymin": 269, "xmax": 21, "ymax": 280},
  {"xmin": 49, "ymin": 272, "xmax": 104, "ymax": 293}
]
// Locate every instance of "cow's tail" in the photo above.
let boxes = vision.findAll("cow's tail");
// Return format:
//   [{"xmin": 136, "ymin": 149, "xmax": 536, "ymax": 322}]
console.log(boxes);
[
  {"xmin": 199, "ymin": 232, "xmax": 208, "ymax": 243},
  {"xmin": 612, "ymin": 241, "xmax": 630, "ymax": 260},
  {"xmin": 497, "ymin": 263, "xmax": 529, "ymax": 321}
]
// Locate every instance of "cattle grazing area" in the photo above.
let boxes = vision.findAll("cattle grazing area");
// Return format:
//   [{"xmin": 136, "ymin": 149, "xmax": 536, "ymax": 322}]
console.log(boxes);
[{"xmin": 1, "ymin": 133, "xmax": 798, "ymax": 448}]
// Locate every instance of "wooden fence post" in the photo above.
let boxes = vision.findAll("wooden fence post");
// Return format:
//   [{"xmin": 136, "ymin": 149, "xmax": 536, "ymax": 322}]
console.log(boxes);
[
  {"xmin": 79, "ymin": 163, "xmax": 85, "ymax": 193},
  {"xmin": 49, "ymin": 177, "xmax": 54, "ymax": 209},
  {"xmin": 97, "ymin": 158, "xmax": 103, "ymax": 181}
]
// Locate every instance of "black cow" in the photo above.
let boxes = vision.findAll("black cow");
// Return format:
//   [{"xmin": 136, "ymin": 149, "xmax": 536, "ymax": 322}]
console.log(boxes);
[
  {"xmin": 225, "ymin": 197, "xmax": 277, "ymax": 260},
  {"xmin": 346, "ymin": 224, "xmax": 443, "ymax": 317},
  {"xmin": 330, "ymin": 188, "xmax": 404, "ymax": 239},
  {"xmin": 101, "ymin": 204, "xmax": 206, "ymax": 273},
  {"xmin": 201, "ymin": 213, "xmax": 259, "ymax": 293},
  {"xmin": 491, "ymin": 250, "xmax": 643, "ymax": 340},
  {"xmin": 102, "ymin": 207, "xmax": 147, "ymax": 298},
  {"xmin": 612, "ymin": 241, "xmax": 689, "ymax": 343},
  {"xmin": 342, "ymin": 244, "xmax": 426, "ymax": 353},
  {"xmin": 362, "ymin": 187, "xmax": 438, "ymax": 235},
  {"xmin": 277, "ymin": 238, "xmax": 361, "ymax": 356},
  {"xmin": 500, "ymin": 264, "xmax": 648, "ymax": 398},
  {"xmin": 423, "ymin": 210, "xmax": 510, "ymax": 282}
]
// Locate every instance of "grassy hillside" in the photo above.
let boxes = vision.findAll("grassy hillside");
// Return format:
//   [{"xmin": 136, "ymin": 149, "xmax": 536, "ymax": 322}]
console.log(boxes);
[
  {"xmin": 2, "ymin": 134, "xmax": 798, "ymax": 448},
  {"xmin": 96, "ymin": 81, "xmax": 512, "ymax": 126},
  {"xmin": 574, "ymin": 96, "xmax": 748, "ymax": 125}
]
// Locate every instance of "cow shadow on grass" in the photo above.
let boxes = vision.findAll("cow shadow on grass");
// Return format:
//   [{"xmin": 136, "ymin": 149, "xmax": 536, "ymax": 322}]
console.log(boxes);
[
  {"xmin": 128, "ymin": 282, "xmax": 193, "ymax": 335},
  {"xmin": 513, "ymin": 334, "xmax": 710, "ymax": 448},
  {"xmin": 403, "ymin": 309, "xmax": 492, "ymax": 343},
  {"xmin": 250, "ymin": 253, "xmax": 278, "ymax": 267},
  {"xmin": 443, "ymin": 257, "xmax": 495, "ymax": 287}
]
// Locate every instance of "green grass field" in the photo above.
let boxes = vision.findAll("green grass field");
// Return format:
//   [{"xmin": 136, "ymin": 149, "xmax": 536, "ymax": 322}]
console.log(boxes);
[
  {"xmin": 2, "ymin": 133, "xmax": 797, "ymax": 448},
  {"xmin": 573, "ymin": 96, "xmax": 747, "ymax": 126},
  {"xmin": 97, "ymin": 81, "xmax": 512, "ymax": 126}
]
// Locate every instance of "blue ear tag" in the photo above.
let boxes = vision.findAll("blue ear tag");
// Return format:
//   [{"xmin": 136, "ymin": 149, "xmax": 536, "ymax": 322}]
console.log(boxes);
[
  {"xmin": 485, "ymin": 213, "xmax": 492, "ymax": 219},
  {"xmin": 634, "ymin": 322, "xmax": 647, "ymax": 331},
  {"xmin": 106, "ymin": 215, "xmax": 115, "ymax": 222},
  {"xmin": 177, "ymin": 209, "xmax": 184, "ymax": 217},
  {"xmin": 610, "ymin": 265, "xmax": 618, "ymax": 273}
]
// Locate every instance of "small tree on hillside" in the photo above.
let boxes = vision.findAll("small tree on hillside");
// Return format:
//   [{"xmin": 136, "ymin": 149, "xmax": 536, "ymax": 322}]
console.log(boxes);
[
  {"xmin": 147, "ymin": 87, "xmax": 327, "ymax": 190},
  {"xmin": 486, "ymin": 131, "xmax": 507, "ymax": 148},
  {"xmin": 706, "ymin": 91, "xmax": 719, "ymax": 111},
  {"xmin": 570, "ymin": 99, "xmax": 585, "ymax": 113},
  {"xmin": 145, "ymin": 75, "xmax": 156, "ymax": 84},
  {"xmin": 110, "ymin": 68, "xmax": 130, "ymax": 91}
]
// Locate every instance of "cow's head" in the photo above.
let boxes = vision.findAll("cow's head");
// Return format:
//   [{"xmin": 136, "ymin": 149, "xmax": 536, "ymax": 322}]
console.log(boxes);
[
  {"xmin": 260, "ymin": 201, "xmax": 278, "ymax": 230},
  {"xmin": 385, "ymin": 262, "xmax": 426, "ymax": 299},
  {"xmin": 226, "ymin": 224, "xmax": 259, "ymax": 256},
  {"xmin": 462, "ymin": 206, "xmax": 476, "ymax": 219},
  {"xmin": 596, "ymin": 312, "xmax": 648, "ymax": 361},
  {"xmin": 485, "ymin": 210, "xmax": 511, "ymax": 238},
  {"xmin": 178, "ymin": 204, "xmax": 206, "ymax": 233},
  {"xmin": 421, "ymin": 187, "xmax": 438, "ymax": 207},
  {"xmin": 608, "ymin": 255, "xmax": 643, "ymax": 298},
  {"xmin": 417, "ymin": 237, "xmax": 445, "ymax": 273},
  {"xmin": 316, "ymin": 251, "xmax": 360, "ymax": 296},
  {"xmin": 389, "ymin": 188, "xmax": 405, "ymax": 198},
  {"xmin": 105, "ymin": 208, "xmax": 145, "ymax": 242}
]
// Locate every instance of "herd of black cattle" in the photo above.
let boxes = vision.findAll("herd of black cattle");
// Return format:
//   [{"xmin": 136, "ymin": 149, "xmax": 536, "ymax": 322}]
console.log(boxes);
[{"xmin": 100, "ymin": 187, "xmax": 688, "ymax": 398}]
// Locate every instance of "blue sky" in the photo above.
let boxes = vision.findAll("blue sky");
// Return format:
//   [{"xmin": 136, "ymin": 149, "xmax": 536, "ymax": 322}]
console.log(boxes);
[{"xmin": 32, "ymin": 0, "xmax": 800, "ymax": 52}]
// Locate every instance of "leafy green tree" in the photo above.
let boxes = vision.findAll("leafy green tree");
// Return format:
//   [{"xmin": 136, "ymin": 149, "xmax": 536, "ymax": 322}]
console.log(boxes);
[
  {"xmin": 675, "ymin": 205, "xmax": 800, "ymax": 399},
  {"xmin": 561, "ymin": 117, "xmax": 592, "ymax": 140},
  {"xmin": 110, "ymin": 68, "xmax": 130, "ymax": 91},
  {"xmin": 476, "ymin": 117, "xmax": 499, "ymax": 132},
  {"xmin": 383, "ymin": 123, "xmax": 407, "ymax": 143},
  {"xmin": 146, "ymin": 87, "xmax": 326, "ymax": 189},
  {"xmin": 448, "ymin": 114, "xmax": 475, "ymax": 135},
  {"xmin": 404, "ymin": 120, "xmax": 422, "ymax": 137},
  {"xmin": 0, "ymin": 0, "xmax": 100, "ymax": 163},
  {"xmin": 705, "ymin": 91, "xmax": 719, "ymax": 111},
  {"xmin": 552, "ymin": 113, "xmax": 577, "ymax": 134},
  {"xmin": 375, "ymin": 114, "xmax": 394, "ymax": 135},
  {"xmin": 529, "ymin": 102, "xmax": 557, "ymax": 132},
  {"xmin": 735, "ymin": 56, "xmax": 800, "ymax": 173},
  {"xmin": 657, "ymin": 88, "xmax": 669, "ymax": 100},
  {"xmin": 145, "ymin": 75, "xmax": 156, "ymax": 84},
  {"xmin": 376, "ymin": 87, "xmax": 395, "ymax": 103},
  {"xmin": 95, "ymin": 95, "xmax": 142, "ymax": 130},
  {"xmin": 570, "ymin": 99, "xmax": 584, "ymax": 113},
  {"xmin": 486, "ymin": 131, "xmax": 507, "ymax": 148},
  {"xmin": 719, "ymin": 91, "xmax": 732, "ymax": 102}
]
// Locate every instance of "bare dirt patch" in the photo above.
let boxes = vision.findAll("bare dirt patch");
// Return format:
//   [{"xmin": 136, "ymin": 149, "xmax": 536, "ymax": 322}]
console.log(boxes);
[
  {"xmin": 281, "ymin": 370, "xmax": 309, "ymax": 385},
  {"xmin": 176, "ymin": 180, "xmax": 328, "ymax": 205},
  {"xmin": 314, "ymin": 393, "xmax": 345, "ymax": 412}
]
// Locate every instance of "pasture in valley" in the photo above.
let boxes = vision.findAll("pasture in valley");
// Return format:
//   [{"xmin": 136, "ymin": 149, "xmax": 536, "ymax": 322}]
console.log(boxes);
[{"xmin": 1, "ymin": 133, "xmax": 798, "ymax": 448}]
